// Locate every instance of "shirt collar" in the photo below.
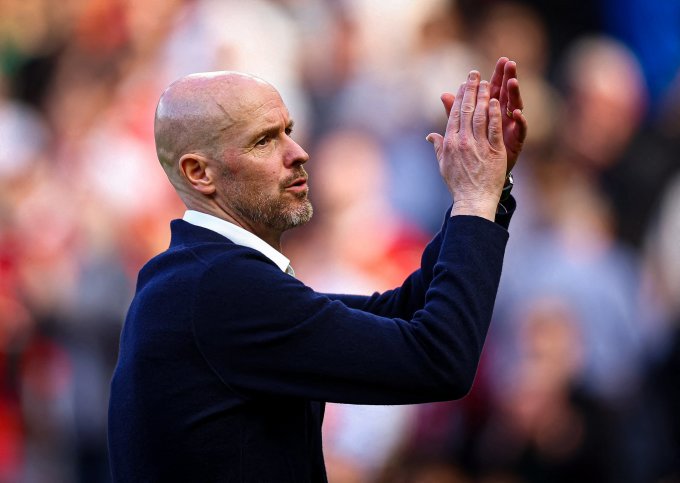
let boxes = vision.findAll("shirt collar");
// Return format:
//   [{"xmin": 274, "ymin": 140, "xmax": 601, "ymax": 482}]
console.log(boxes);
[{"xmin": 182, "ymin": 210, "xmax": 291, "ymax": 273}]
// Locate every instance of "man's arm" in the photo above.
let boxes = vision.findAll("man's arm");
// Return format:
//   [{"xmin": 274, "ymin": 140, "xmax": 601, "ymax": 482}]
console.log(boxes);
[
  {"xmin": 191, "ymin": 70, "xmax": 517, "ymax": 405},
  {"xmin": 192, "ymin": 215, "xmax": 507, "ymax": 405},
  {"xmin": 324, "ymin": 196, "xmax": 515, "ymax": 319},
  {"xmin": 321, "ymin": 206, "xmax": 451, "ymax": 318},
  {"xmin": 326, "ymin": 57, "xmax": 526, "ymax": 317}
]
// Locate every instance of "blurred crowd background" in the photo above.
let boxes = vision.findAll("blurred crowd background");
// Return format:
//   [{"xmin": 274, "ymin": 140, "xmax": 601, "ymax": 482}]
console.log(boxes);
[{"xmin": 0, "ymin": 0, "xmax": 679, "ymax": 481}]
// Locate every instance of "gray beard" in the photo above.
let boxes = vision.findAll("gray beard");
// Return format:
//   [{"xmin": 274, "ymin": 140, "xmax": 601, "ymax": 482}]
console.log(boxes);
[{"xmin": 230, "ymin": 185, "xmax": 313, "ymax": 232}]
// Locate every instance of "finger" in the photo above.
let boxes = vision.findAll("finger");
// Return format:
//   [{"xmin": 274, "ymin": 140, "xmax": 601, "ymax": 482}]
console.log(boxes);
[
  {"xmin": 473, "ymin": 80, "xmax": 490, "ymax": 142},
  {"xmin": 506, "ymin": 77, "xmax": 524, "ymax": 114},
  {"xmin": 426, "ymin": 132, "xmax": 444, "ymax": 159},
  {"xmin": 511, "ymin": 110, "xmax": 528, "ymax": 143},
  {"xmin": 489, "ymin": 57, "xmax": 508, "ymax": 100},
  {"xmin": 500, "ymin": 60, "xmax": 517, "ymax": 112},
  {"xmin": 440, "ymin": 92, "xmax": 455, "ymax": 118},
  {"xmin": 445, "ymin": 83, "xmax": 465, "ymax": 134},
  {"xmin": 458, "ymin": 71, "xmax": 480, "ymax": 135},
  {"xmin": 488, "ymin": 98, "xmax": 504, "ymax": 151}
]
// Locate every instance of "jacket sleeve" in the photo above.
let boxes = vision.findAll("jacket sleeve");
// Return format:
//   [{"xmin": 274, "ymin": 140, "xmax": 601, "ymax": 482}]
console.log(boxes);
[
  {"xmin": 324, "ymin": 197, "xmax": 515, "ymax": 319},
  {"xmin": 191, "ymin": 215, "xmax": 509, "ymax": 405},
  {"xmin": 321, "ymin": 210, "xmax": 448, "ymax": 320}
]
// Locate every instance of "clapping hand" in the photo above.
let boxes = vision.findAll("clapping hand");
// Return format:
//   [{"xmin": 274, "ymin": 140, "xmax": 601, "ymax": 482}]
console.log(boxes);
[
  {"xmin": 426, "ymin": 71, "xmax": 507, "ymax": 221},
  {"xmin": 437, "ymin": 57, "xmax": 528, "ymax": 173}
]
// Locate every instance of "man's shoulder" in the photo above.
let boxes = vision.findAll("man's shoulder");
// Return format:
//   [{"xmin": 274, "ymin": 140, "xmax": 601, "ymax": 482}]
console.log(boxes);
[
  {"xmin": 142, "ymin": 219, "xmax": 277, "ymax": 277},
  {"xmin": 125, "ymin": 226, "xmax": 284, "ymax": 332},
  {"xmin": 135, "ymin": 243, "xmax": 274, "ymax": 301}
]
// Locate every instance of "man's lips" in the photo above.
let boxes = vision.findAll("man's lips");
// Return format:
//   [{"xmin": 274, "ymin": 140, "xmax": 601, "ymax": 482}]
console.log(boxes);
[{"xmin": 284, "ymin": 177, "xmax": 308, "ymax": 191}]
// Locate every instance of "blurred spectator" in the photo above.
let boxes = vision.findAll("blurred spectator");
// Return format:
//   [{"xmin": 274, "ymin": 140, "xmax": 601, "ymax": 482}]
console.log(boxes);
[
  {"xmin": 642, "ymin": 173, "xmax": 680, "ymax": 479},
  {"xmin": 488, "ymin": 38, "xmax": 650, "ymax": 403},
  {"xmin": 460, "ymin": 0, "xmax": 602, "ymax": 75},
  {"xmin": 601, "ymin": 70, "xmax": 680, "ymax": 249},
  {"xmin": 0, "ymin": 294, "xmax": 31, "ymax": 482},
  {"xmin": 475, "ymin": 296, "xmax": 621, "ymax": 482},
  {"xmin": 602, "ymin": 0, "xmax": 680, "ymax": 112},
  {"xmin": 0, "ymin": 93, "xmax": 49, "ymax": 180},
  {"xmin": 554, "ymin": 36, "xmax": 647, "ymax": 173}
]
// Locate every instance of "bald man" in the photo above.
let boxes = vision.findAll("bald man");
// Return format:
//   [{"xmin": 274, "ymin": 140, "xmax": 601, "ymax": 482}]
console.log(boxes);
[{"xmin": 108, "ymin": 59, "xmax": 527, "ymax": 482}]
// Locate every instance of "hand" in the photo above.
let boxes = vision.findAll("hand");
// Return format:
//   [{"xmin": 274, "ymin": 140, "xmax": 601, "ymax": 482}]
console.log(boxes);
[
  {"xmin": 426, "ymin": 71, "xmax": 507, "ymax": 221},
  {"xmin": 440, "ymin": 57, "xmax": 528, "ymax": 173}
]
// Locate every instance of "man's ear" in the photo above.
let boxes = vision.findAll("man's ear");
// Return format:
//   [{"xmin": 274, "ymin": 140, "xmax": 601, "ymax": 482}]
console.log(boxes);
[{"xmin": 178, "ymin": 154, "xmax": 216, "ymax": 195}]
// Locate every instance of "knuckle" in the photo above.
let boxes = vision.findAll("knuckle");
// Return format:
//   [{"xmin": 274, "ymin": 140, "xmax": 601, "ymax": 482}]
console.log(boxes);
[
  {"xmin": 457, "ymin": 135, "xmax": 472, "ymax": 150},
  {"xmin": 443, "ymin": 138, "xmax": 456, "ymax": 153},
  {"xmin": 461, "ymin": 104, "xmax": 475, "ymax": 114}
]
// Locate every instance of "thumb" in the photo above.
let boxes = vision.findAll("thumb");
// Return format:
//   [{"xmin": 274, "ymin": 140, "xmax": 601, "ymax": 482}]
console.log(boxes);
[{"xmin": 426, "ymin": 133, "xmax": 444, "ymax": 158}]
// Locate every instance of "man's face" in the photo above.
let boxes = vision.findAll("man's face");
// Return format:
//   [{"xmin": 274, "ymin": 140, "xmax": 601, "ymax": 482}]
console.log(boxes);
[{"xmin": 214, "ymin": 83, "xmax": 312, "ymax": 234}]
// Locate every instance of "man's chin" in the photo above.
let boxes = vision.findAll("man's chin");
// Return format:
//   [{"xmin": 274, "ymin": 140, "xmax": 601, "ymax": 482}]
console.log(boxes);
[
  {"xmin": 286, "ymin": 189, "xmax": 309, "ymax": 201},
  {"xmin": 285, "ymin": 201, "xmax": 313, "ymax": 229}
]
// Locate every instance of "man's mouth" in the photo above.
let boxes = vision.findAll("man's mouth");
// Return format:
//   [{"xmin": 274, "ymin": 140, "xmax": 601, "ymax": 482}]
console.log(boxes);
[{"xmin": 284, "ymin": 177, "xmax": 308, "ymax": 193}]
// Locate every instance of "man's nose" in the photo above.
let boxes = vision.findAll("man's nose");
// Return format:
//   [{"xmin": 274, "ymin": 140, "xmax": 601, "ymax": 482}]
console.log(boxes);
[{"xmin": 285, "ymin": 137, "xmax": 309, "ymax": 167}]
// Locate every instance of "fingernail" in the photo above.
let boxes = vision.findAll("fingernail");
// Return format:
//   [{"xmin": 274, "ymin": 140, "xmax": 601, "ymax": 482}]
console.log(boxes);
[
  {"xmin": 468, "ymin": 71, "xmax": 478, "ymax": 81},
  {"xmin": 426, "ymin": 135, "xmax": 433, "ymax": 144}
]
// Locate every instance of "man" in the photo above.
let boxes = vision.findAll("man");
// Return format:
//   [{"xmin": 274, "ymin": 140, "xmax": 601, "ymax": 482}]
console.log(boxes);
[{"xmin": 108, "ymin": 58, "xmax": 527, "ymax": 482}]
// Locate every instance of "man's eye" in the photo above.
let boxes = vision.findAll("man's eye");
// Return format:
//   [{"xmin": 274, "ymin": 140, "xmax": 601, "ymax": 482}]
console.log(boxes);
[
  {"xmin": 285, "ymin": 128, "xmax": 293, "ymax": 136},
  {"xmin": 256, "ymin": 137, "xmax": 269, "ymax": 146}
]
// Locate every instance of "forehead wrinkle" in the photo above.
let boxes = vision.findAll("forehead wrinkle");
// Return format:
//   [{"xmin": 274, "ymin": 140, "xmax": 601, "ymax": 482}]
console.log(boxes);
[
  {"xmin": 212, "ymin": 85, "xmax": 280, "ymax": 133},
  {"xmin": 226, "ymin": 97, "xmax": 290, "ymax": 145},
  {"xmin": 252, "ymin": 96, "xmax": 291, "ymax": 126}
]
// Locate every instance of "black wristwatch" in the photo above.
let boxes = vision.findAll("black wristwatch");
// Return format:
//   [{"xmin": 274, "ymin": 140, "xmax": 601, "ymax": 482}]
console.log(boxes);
[{"xmin": 500, "ymin": 172, "xmax": 514, "ymax": 202}]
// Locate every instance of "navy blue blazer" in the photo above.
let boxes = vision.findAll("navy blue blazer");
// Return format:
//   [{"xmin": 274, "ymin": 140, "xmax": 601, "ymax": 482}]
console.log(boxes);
[{"xmin": 108, "ymin": 203, "xmax": 513, "ymax": 482}]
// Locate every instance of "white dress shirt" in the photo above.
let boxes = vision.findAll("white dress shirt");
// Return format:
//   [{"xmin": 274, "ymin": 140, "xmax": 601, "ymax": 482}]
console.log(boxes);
[{"xmin": 183, "ymin": 210, "xmax": 293, "ymax": 275}]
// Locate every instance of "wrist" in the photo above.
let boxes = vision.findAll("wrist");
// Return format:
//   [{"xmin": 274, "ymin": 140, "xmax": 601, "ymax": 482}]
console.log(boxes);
[{"xmin": 450, "ymin": 198, "xmax": 498, "ymax": 221}]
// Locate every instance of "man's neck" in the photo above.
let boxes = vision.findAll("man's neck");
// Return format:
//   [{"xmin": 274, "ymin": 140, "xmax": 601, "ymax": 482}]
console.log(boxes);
[{"xmin": 185, "ymin": 203, "xmax": 283, "ymax": 251}]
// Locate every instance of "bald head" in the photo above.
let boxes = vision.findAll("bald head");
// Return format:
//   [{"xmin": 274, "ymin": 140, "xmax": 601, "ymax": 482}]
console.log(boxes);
[
  {"xmin": 153, "ymin": 70, "xmax": 311, "ymax": 244},
  {"xmin": 154, "ymin": 71, "xmax": 277, "ymax": 182}
]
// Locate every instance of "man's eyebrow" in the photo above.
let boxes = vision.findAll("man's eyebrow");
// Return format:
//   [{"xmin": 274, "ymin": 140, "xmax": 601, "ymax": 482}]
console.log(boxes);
[{"xmin": 251, "ymin": 119, "xmax": 295, "ymax": 139}]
